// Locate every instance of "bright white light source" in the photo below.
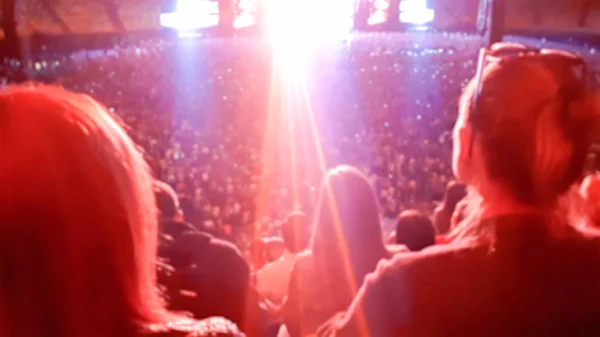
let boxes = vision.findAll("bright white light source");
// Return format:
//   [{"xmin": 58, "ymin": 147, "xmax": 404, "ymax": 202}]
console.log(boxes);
[
  {"xmin": 160, "ymin": 0, "xmax": 219, "ymax": 31},
  {"xmin": 368, "ymin": 0, "xmax": 389, "ymax": 25},
  {"xmin": 267, "ymin": 0, "xmax": 353, "ymax": 46},
  {"xmin": 399, "ymin": 0, "xmax": 434, "ymax": 25},
  {"xmin": 234, "ymin": 0, "xmax": 257, "ymax": 28}
]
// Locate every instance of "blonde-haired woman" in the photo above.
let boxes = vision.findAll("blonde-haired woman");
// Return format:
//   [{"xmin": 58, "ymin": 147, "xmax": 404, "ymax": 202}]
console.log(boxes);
[
  {"xmin": 0, "ymin": 85, "xmax": 242, "ymax": 337},
  {"xmin": 319, "ymin": 43, "xmax": 600, "ymax": 337}
]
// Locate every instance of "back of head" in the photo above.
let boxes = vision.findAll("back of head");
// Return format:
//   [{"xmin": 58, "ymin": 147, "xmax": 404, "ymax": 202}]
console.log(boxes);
[
  {"xmin": 154, "ymin": 180, "xmax": 180, "ymax": 221},
  {"xmin": 281, "ymin": 211, "xmax": 310, "ymax": 253},
  {"xmin": 0, "ymin": 86, "xmax": 165, "ymax": 337},
  {"xmin": 395, "ymin": 210, "xmax": 436, "ymax": 251},
  {"xmin": 311, "ymin": 166, "xmax": 386, "ymax": 288},
  {"xmin": 455, "ymin": 47, "xmax": 600, "ymax": 210}
]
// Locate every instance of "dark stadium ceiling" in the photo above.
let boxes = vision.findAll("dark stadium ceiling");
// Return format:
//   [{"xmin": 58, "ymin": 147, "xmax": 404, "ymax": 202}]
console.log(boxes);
[
  {"xmin": 0, "ymin": 0, "xmax": 482, "ymax": 36},
  {"xmin": 3, "ymin": 0, "xmax": 599, "ymax": 36},
  {"xmin": 11, "ymin": 0, "xmax": 165, "ymax": 35}
]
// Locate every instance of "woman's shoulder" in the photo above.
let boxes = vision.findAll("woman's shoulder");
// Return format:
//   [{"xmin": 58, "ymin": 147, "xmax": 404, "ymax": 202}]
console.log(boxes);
[
  {"xmin": 289, "ymin": 250, "xmax": 321, "ymax": 289},
  {"xmin": 141, "ymin": 317, "xmax": 244, "ymax": 337},
  {"xmin": 292, "ymin": 250, "xmax": 313, "ymax": 269}
]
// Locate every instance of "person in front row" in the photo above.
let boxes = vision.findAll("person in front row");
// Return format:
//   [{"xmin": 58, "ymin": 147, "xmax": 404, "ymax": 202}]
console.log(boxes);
[
  {"xmin": 0, "ymin": 85, "xmax": 244, "ymax": 337},
  {"xmin": 318, "ymin": 43, "xmax": 600, "ymax": 336}
]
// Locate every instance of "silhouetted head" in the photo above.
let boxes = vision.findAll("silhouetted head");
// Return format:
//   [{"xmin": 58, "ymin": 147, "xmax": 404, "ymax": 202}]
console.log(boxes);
[
  {"xmin": 395, "ymin": 210, "xmax": 436, "ymax": 251},
  {"xmin": 0, "ymin": 85, "xmax": 168, "ymax": 337},
  {"xmin": 154, "ymin": 180, "xmax": 181, "ymax": 221}
]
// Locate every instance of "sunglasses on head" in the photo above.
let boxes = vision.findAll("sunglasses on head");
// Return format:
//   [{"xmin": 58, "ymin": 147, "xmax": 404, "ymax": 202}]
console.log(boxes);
[{"xmin": 468, "ymin": 42, "xmax": 588, "ymax": 156}]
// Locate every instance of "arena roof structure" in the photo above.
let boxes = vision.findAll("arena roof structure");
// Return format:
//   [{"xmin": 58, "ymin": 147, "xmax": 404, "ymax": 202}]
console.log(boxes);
[
  {"xmin": 0, "ymin": 0, "xmax": 597, "ymax": 36},
  {"xmin": 4, "ymin": 0, "xmax": 163, "ymax": 36}
]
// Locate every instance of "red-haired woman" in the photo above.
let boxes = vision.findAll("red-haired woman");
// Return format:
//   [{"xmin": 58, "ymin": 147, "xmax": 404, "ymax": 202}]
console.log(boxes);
[{"xmin": 0, "ymin": 86, "xmax": 243, "ymax": 337}]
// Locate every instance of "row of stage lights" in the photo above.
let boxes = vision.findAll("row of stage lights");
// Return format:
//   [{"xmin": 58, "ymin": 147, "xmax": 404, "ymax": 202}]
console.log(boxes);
[{"xmin": 160, "ymin": 0, "xmax": 434, "ymax": 37}]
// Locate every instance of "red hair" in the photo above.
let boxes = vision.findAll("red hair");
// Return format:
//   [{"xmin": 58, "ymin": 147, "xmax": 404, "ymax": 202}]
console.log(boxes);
[{"xmin": 0, "ymin": 85, "xmax": 169, "ymax": 337}]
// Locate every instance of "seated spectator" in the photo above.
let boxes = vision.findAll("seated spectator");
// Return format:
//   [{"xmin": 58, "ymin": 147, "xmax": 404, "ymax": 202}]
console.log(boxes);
[
  {"xmin": 257, "ymin": 212, "xmax": 310, "ymax": 304},
  {"xmin": 0, "ymin": 85, "xmax": 242, "ymax": 337},
  {"xmin": 318, "ymin": 43, "xmax": 600, "ymax": 336},
  {"xmin": 433, "ymin": 181, "xmax": 467, "ymax": 235},
  {"xmin": 154, "ymin": 180, "xmax": 199, "ymax": 258},
  {"xmin": 168, "ymin": 231, "xmax": 252, "ymax": 329},
  {"xmin": 283, "ymin": 166, "xmax": 400, "ymax": 337},
  {"xmin": 580, "ymin": 173, "xmax": 600, "ymax": 228},
  {"xmin": 395, "ymin": 210, "xmax": 435, "ymax": 251}
]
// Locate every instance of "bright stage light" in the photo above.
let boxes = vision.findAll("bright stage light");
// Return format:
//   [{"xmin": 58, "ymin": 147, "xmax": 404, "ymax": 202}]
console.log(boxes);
[
  {"xmin": 399, "ymin": 0, "xmax": 434, "ymax": 25},
  {"xmin": 234, "ymin": 0, "xmax": 257, "ymax": 28},
  {"xmin": 266, "ymin": 0, "xmax": 353, "ymax": 47},
  {"xmin": 160, "ymin": 0, "xmax": 219, "ymax": 31},
  {"xmin": 368, "ymin": 0, "xmax": 389, "ymax": 25}
]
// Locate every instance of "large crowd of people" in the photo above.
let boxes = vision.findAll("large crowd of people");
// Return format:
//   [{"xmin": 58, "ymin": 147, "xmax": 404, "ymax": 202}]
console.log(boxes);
[
  {"xmin": 2, "ymin": 31, "xmax": 600, "ymax": 336},
  {"xmin": 25, "ymin": 33, "xmax": 484, "ymax": 246}
]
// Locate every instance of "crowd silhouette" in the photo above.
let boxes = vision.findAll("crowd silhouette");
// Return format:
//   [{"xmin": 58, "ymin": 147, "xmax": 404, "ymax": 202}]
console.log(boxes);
[{"xmin": 1, "ymin": 33, "xmax": 600, "ymax": 337}]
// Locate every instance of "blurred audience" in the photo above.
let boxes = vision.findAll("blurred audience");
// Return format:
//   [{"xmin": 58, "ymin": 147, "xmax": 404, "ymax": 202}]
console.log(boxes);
[{"xmin": 2, "ymin": 33, "xmax": 600, "ymax": 337}]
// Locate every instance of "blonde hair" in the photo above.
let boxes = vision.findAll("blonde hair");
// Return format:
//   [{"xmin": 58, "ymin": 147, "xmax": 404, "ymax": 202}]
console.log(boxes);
[
  {"xmin": 0, "ymin": 85, "xmax": 168, "ymax": 337},
  {"xmin": 460, "ymin": 57, "xmax": 599, "ymax": 207}
]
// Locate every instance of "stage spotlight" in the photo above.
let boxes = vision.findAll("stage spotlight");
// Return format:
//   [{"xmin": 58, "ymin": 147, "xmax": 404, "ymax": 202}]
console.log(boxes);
[
  {"xmin": 160, "ymin": 0, "xmax": 219, "ymax": 31},
  {"xmin": 234, "ymin": 0, "xmax": 258, "ymax": 28},
  {"xmin": 368, "ymin": 0, "xmax": 390, "ymax": 25},
  {"xmin": 399, "ymin": 0, "xmax": 434, "ymax": 25},
  {"xmin": 266, "ymin": 0, "xmax": 353, "ymax": 45}
]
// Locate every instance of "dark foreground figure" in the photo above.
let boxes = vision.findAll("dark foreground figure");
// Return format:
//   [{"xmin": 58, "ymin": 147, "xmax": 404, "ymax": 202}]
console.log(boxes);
[{"xmin": 0, "ymin": 86, "xmax": 244, "ymax": 337}]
